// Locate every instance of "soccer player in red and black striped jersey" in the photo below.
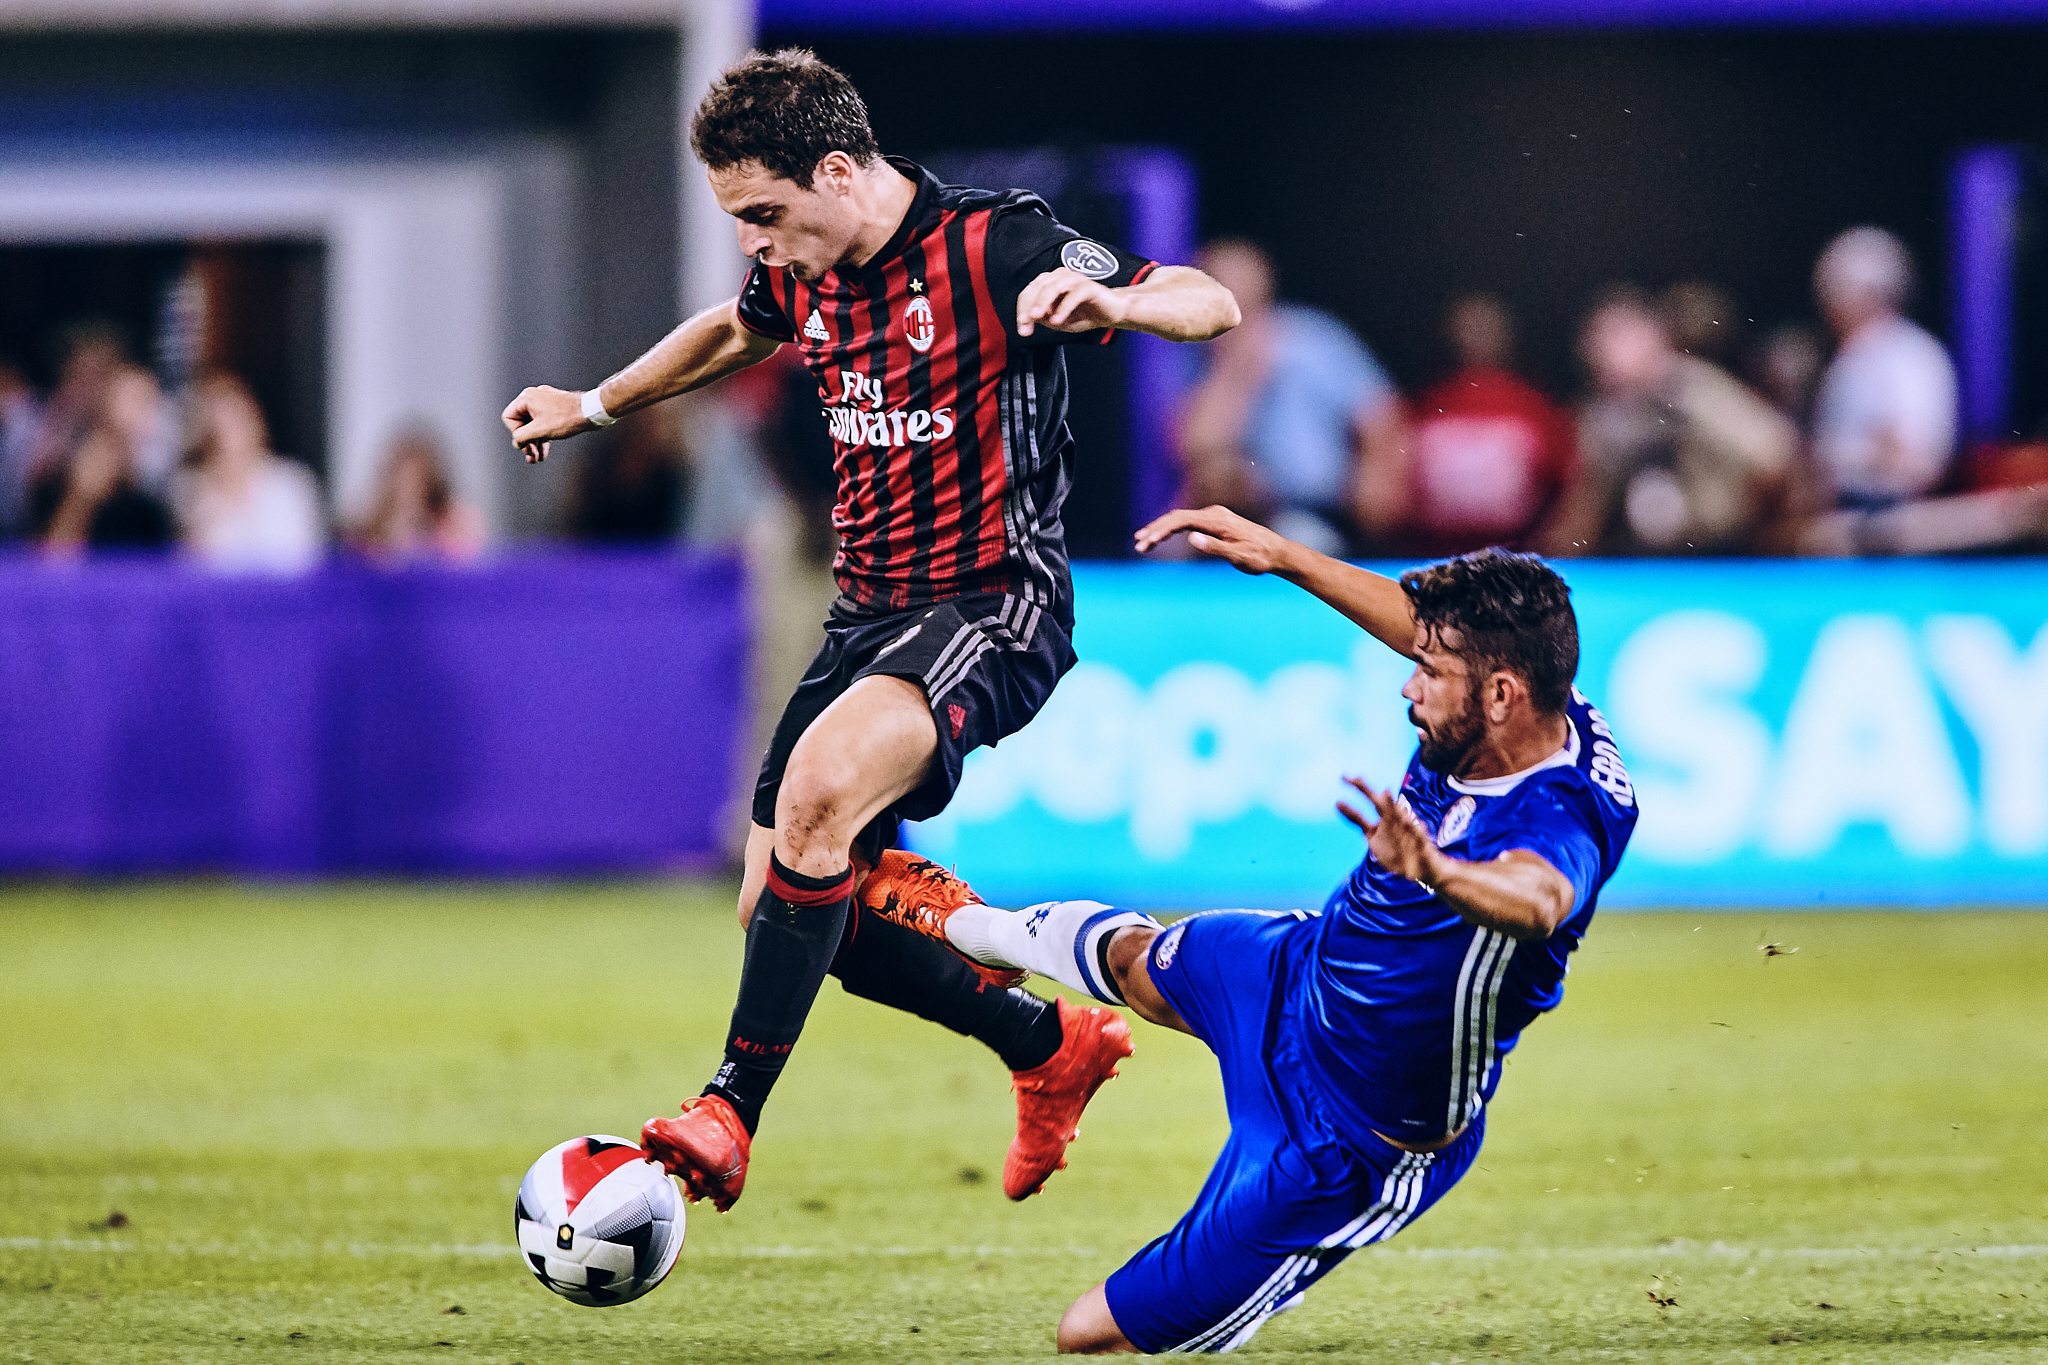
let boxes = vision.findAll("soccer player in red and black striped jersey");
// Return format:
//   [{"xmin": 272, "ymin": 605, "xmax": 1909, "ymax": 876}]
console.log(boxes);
[{"xmin": 503, "ymin": 50, "xmax": 1237, "ymax": 1212}]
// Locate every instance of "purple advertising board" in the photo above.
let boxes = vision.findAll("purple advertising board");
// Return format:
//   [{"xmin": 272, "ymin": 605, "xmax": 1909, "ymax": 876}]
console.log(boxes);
[{"xmin": 0, "ymin": 551, "xmax": 747, "ymax": 877}]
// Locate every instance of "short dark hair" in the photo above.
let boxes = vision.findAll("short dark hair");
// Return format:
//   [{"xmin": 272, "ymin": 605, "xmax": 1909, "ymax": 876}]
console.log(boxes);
[
  {"xmin": 1401, "ymin": 548, "xmax": 1579, "ymax": 714},
  {"xmin": 689, "ymin": 49, "xmax": 879, "ymax": 189}
]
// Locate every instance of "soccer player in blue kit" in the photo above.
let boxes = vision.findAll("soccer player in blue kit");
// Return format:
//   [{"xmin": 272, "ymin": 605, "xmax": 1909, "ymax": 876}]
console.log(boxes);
[{"xmin": 858, "ymin": 503, "xmax": 1640, "ymax": 1353}]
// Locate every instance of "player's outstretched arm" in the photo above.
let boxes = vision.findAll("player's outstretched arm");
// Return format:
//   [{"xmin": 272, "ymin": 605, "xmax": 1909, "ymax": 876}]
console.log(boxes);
[
  {"xmin": 1338, "ymin": 779, "xmax": 1575, "ymax": 940},
  {"xmin": 1017, "ymin": 264, "xmax": 1239, "ymax": 343},
  {"xmin": 500, "ymin": 298, "xmax": 781, "ymax": 462},
  {"xmin": 1134, "ymin": 504, "xmax": 1418, "ymax": 659}
]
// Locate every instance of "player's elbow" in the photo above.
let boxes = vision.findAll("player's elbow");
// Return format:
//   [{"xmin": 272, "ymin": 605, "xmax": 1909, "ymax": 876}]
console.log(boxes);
[
  {"xmin": 1513, "ymin": 886, "xmax": 1574, "ymax": 940},
  {"xmin": 1480, "ymin": 855, "xmax": 1576, "ymax": 940}
]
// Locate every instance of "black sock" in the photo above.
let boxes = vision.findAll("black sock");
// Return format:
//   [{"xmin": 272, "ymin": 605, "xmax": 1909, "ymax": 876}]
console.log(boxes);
[
  {"xmin": 830, "ymin": 905, "xmax": 1064, "ymax": 1073},
  {"xmin": 704, "ymin": 853, "xmax": 852, "ymax": 1135}
]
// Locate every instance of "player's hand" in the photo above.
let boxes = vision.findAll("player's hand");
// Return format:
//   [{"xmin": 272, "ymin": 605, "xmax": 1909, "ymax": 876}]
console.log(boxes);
[
  {"xmin": 1016, "ymin": 267, "xmax": 1127, "ymax": 337},
  {"xmin": 1133, "ymin": 504, "xmax": 1292, "ymax": 574},
  {"xmin": 1337, "ymin": 777, "xmax": 1443, "ymax": 889},
  {"xmin": 500, "ymin": 385, "xmax": 594, "ymax": 464}
]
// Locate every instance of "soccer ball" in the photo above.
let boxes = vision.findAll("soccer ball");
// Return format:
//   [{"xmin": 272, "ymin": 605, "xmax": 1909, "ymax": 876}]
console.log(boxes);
[{"xmin": 515, "ymin": 1135, "xmax": 684, "ymax": 1306}]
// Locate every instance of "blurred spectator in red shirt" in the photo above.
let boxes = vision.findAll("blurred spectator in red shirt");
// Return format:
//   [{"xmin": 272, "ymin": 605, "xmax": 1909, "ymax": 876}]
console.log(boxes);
[
  {"xmin": 1396, "ymin": 294, "xmax": 1574, "ymax": 555},
  {"xmin": 349, "ymin": 425, "xmax": 485, "ymax": 564}
]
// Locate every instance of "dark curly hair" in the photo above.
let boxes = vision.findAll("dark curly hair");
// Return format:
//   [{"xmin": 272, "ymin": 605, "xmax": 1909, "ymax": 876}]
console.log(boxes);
[
  {"xmin": 689, "ymin": 49, "xmax": 880, "ymax": 189},
  {"xmin": 1400, "ymin": 548, "xmax": 1578, "ymax": 714}
]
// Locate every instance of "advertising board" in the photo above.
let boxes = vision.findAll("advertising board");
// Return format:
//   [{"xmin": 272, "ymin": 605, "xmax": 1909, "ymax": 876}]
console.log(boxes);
[{"xmin": 905, "ymin": 560, "xmax": 2048, "ymax": 908}]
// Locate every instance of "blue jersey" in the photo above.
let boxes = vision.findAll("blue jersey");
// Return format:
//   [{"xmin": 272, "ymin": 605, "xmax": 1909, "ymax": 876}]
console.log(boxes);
[{"xmin": 1295, "ymin": 688, "xmax": 1638, "ymax": 1146}]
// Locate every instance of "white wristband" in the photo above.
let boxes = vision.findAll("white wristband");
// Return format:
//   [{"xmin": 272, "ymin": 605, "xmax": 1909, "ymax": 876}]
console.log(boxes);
[{"xmin": 580, "ymin": 387, "xmax": 616, "ymax": 427}]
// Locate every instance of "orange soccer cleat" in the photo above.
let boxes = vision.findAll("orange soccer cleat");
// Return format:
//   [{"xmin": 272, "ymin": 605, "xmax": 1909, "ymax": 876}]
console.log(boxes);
[
  {"xmin": 856, "ymin": 848, "xmax": 1029, "ymax": 990},
  {"xmin": 641, "ymin": 1094, "xmax": 751, "ymax": 1212},
  {"xmin": 1004, "ymin": 998, "xmax": 1134, "ymax": 1200}
]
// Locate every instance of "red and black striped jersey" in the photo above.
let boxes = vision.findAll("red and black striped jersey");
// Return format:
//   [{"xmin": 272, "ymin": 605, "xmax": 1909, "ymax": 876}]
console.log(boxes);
[{"xmin": 736, "ymin": 157, "xmax": 1155, "ymax": 628}]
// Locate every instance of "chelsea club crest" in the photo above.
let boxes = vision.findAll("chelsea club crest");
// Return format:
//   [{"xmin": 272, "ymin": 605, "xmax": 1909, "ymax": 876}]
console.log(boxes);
[{"xmin": 1437, "ymin": 796, "xmax": 1476, "ymax": 846}]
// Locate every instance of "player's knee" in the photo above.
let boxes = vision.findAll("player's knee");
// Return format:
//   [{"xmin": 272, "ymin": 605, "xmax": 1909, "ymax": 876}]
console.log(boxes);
[{"xmin": 773, "ymin": 760, "xmax": 863, "ymax": 859}]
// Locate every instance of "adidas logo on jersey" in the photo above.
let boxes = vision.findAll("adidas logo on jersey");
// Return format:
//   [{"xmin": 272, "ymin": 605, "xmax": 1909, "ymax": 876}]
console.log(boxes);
[{"xmin": 803, "ymin": 309, "xmax": 829, "ymax": 342}]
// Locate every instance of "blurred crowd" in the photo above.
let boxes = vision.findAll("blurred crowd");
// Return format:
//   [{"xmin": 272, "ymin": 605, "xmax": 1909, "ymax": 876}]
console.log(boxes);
[
  {"xmin": 0, "ymin": 319, "xmax": 713, "ymax": 571},
  {"xmin": 7, "ymin": 223, "xmax": 2044, "ymax": 574},
  {"xmin": 0, "ymin": 326, "xmax": 487, "ymax": 573},
  {"xmin": 1177, "ymin": 226, "xmax": 2048, "ymax": 559}
]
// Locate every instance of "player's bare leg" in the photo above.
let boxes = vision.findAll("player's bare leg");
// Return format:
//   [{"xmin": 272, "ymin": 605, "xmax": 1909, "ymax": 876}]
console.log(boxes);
[
  {"xmin": 770, "ymin": 675, "xmax": 936, "ymax": 875},
  {"xmin": 1056, "ymin": 1282, "xmax": 1139, "ymax": 1354},
  {"xmin": 1100, "ymin": 926, "xmax": 1192, "ymax": 1036},
  {"xmin": 740, "ymin": 818, "xmax": 891, "ymax": 931},
  {"xmin": 644, "ymin": 676, "xmax": 936, "ymax": 1208},
  {"xmin": 735, "ymin": 822, "xmax": 774, "ymax": 928}
]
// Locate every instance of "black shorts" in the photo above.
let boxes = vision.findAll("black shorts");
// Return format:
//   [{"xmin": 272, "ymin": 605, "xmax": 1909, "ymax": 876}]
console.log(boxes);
[{"xmin": 752, "ymin": 593, "xmax": 1075, "ymax": 857}]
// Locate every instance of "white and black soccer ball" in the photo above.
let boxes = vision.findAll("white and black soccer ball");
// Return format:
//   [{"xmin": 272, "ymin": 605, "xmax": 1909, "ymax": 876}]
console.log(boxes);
[{"xmin": 515, "ymin": 1135, "xmax": 684, "ymax": 1306}]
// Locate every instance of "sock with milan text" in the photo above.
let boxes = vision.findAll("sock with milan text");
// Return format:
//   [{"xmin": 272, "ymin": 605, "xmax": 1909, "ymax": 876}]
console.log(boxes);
[
  {"xmin": 830, "ymin": 907, "xmax": 1063, "ymax": 1074},
  {"xmin": 704, "ymin": 853, "xmax": 852, "ymax": 1135}
]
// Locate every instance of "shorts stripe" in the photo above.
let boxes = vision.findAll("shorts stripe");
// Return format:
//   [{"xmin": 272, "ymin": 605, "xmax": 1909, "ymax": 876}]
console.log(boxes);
[
  {"xmin": 919, "ymin": 596, "xmax": 1041, "ymax": 703},
  {"xmin": 1166, "ymin": 1151, "xmax": 1434, "ymax": 1354}
]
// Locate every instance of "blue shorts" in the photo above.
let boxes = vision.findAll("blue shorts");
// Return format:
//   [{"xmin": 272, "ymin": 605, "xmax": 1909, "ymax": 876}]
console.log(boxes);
[{"xmin": 1104, "ymin": 910, "xmax": 1484, "ymax": 1354}]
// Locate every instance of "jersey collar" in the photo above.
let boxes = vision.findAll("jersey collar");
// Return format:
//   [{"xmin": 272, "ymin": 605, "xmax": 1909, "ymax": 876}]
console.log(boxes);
[
  {"xmin": 848, "ymin": 156, "xmax": 939, "ymax": 280},
  {"xmin": 1445, "ymin": 719, "xmax": 1580, "ymax": 797}
]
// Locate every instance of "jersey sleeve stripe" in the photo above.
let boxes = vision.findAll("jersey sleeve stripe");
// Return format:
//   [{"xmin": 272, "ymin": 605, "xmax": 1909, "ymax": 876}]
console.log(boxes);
[{"xmin": 997, "ymin": 367, "xmax": 1056, "ymax": 610}]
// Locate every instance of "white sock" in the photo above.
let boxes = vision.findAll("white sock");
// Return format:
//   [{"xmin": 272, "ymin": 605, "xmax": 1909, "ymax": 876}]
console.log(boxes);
[{"xmin": 945, "ymin": 899, "xmax": 1159, "ymax": 1006}]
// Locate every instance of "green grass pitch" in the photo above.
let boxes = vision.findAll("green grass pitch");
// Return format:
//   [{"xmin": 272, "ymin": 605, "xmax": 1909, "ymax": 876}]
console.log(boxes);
[{"xmin": 3, "ymin": 881, "xmax": 2045, "ymax": 1363}]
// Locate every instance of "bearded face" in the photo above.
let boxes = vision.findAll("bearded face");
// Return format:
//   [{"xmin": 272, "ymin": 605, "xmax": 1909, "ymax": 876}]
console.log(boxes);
[
  {"xmin": 1401, "ymin": 625, "xmax": 1491, "ymax": 778},
  {"xmin": 1409, "ymin": 680, "xmax": 1486, "ymax": 775}
]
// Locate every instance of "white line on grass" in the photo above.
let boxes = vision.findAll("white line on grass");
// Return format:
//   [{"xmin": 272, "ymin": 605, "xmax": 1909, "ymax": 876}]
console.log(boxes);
[
  {"xmin": 5, "ymin": 1238, "xmax": 2044, "ymax": 1261},
  {"xmin": 0, "ymin": 1239, "xmax": 1101, "ymax": 1259}
]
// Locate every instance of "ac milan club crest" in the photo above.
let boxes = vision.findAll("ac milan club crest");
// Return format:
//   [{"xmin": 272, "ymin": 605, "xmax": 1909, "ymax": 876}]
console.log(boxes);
[{"xmin": 903, "ymin": 295, "xmax": 936, "ymax": 354}]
